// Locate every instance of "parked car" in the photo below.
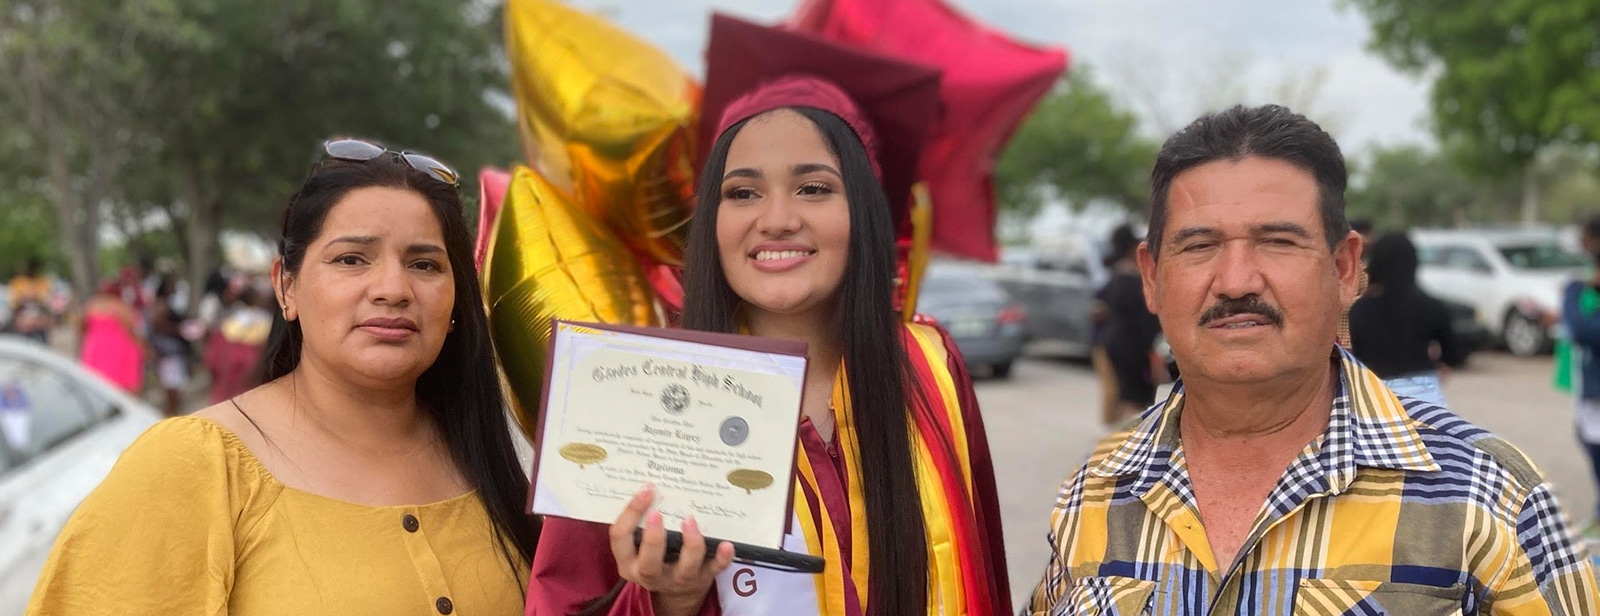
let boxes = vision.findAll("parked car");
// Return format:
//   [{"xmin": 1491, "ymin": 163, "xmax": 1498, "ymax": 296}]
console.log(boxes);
[
  {"xmin": 916, "ymin": 261, "xmax": 1027, "ymax": 378},
  {"xmin": 1412, "ymin": 229, "xmax": 1586, "ymax": 356},
  {"xmin": 988, "ymin": 242, "xmax": 1105, "ymax": 357},
  {"xmin": 0, "ymin": 336, "xmax": 161, "ymax": 611}
]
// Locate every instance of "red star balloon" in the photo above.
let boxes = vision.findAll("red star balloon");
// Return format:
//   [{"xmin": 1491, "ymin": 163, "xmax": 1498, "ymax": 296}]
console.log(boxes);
[
  {"xmin": 474, "ymin": 167, "xmax": 511, "ymax": 271},
  {"xmin": 789, "ymin": 0, "xmax": 1068, "ymax": 262}
]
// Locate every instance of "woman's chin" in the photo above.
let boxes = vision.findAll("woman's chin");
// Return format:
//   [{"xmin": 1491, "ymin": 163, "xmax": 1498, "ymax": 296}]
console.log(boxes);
[
  {"xmin": 344, "ymin": 348, "xmax": 437, "ymax": 384},
  {"xmin": 744, "ymin": 292, "xmax": 826, "ymax": 317}
]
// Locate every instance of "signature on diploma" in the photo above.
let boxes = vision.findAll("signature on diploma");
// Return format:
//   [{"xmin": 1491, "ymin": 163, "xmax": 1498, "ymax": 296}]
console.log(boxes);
[
  {"xmin": 688, "ymin": 501, "xmax": 751, "ymax": 520},
  {"xmin": 578, "ymin": 481, "xmax": 632, "ymax": 501}
]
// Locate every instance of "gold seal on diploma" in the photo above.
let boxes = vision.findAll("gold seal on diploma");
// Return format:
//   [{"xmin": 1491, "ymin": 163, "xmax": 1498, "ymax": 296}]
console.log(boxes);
[
  {"xmin": 560, "ymin": 442, "xmax": 607, "ymax": 468},
  {"xmin": 727, "ymin": 469, "xmax": 774, "ymax": 494}
]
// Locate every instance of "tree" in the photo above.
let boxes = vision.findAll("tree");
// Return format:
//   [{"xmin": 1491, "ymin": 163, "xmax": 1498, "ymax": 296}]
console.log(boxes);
[
  {"xmin": 1104, "ymin": 46, "xmax": 1252, "ymax": 137},
  {"xmin": 1342, "ymin": 142, "xmax": 1600, "ymax": 231},
  {"xmin": 1103, "ymin": 46, "xmax": 1347, "ymax": 140},
  {"xmin": 124, "ymin": 0, "xmax": 518, "ymax": 302},
  {"xmin": 1345, "ymin": 0, "xmax": 1600, "ymax": 223},
  {"xmin": 0, "ymin": 189, "xmax": 61, "ymax": 277},
  {"xmin": 2, "ymin": 0, "xmax": 518, "ymax": 303},
  {"xmin": 1534, "ymin": 146, "xmax": 1600, "ymax": 224},
  {"xmin": 0, "ymin": 0, "xmax": 194, "ymax": 297},
  {"xmin": 0, "ymin": 99, "xmax": 63, "ymax": 276},
  {"xmin": 1346, "ymin": 145, "xmax": 1506, "ymax": 229},
  {"xmin": 994, "ymin": 66, "xmax": 1158, "ymax": 219}
]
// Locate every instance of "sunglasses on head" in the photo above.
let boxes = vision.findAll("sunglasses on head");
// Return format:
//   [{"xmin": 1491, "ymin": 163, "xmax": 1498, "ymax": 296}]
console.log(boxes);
[{"xmin": 323, "ymin": 138, "xmax": 460, "ymax": 187}]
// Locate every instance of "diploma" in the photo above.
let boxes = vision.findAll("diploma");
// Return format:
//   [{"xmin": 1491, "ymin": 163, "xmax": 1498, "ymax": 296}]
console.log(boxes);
[{"xmin": 529, "ymin": 320, "xmax": 808, "ymax": 552}]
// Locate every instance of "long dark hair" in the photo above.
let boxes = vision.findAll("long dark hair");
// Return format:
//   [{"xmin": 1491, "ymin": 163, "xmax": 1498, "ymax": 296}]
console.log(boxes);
[
  {"xmin": 1362, "ymin": 232, "xmax": 1424, "ymax": 343},
  {"xmin": 263, "ymin": 155, "xmax": 538, "ymax": 578},
  {"xmin": 681, "ymin": 107, "xmax": 929, "ymax": 615}
]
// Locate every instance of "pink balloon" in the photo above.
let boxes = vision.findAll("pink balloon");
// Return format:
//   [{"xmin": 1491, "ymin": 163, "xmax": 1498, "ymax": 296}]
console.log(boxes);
[{"xmin": 475, "ymin": 167, "xmax": 513, "ymax": 271}]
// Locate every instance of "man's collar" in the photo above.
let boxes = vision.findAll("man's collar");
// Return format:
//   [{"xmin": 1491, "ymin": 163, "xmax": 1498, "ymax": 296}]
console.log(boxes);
[
  {"xmin": 1088, "ymin": 348, "xmax": 1439, "ymax": 484},
  {"xmin": 1333, "ymin": 348, "xmax": 1440, "ymax": 476}
]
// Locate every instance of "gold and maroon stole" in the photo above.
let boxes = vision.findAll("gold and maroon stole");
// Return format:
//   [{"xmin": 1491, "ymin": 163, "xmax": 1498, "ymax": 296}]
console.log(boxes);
[{"xmin": 780, "ymin": 322, "xmax": 1001, "ymax": 616}]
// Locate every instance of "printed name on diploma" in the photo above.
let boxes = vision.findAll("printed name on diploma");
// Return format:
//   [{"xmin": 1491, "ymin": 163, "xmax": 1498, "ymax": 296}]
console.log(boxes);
[{"xmin": 642, "ymin": 424, "xmax": 702, "ymax": 444}]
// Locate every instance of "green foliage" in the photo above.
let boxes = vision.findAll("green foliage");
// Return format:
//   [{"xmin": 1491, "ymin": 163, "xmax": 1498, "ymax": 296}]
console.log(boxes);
[
  {"xmin": 1537, "ymin": 148, "xmax": 1600, "ymax": 224},
  {"xmin": 1347, "ymin": 144, "xmax": 1509, "ymax": 229},
  {"xmin": 97, "ymin": 229, "xmax": 184, "ymax": 276},
  {"xmin": 0, "ymin": 192, "xmax": 62, "ymax": 276},
  {"xmin": 1347, "ymin": 143, "xmax": 1599, "ymax": 230},
  {"xmin": 0, "ymin": 105, "xmax": 58, "ymax": 275},
  {"xmin": 1, "ymin": 0, "xmax": 519, "ymax": 296},
  {"xmin": 1346, "ymin": 0, "xmax": 1600, "ymax": 174},
  {"xmin": 124, "ymin": 0, "xmax": 518, "ymax": 232},
  {"xmin": 994, "ymin": 67, "xmax": 1159, "ymax": 218}
]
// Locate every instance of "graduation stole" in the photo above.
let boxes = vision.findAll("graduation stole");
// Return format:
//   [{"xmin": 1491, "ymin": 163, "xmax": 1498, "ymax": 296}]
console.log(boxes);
[{"xmin": 787, "ymin": 323, "xmax": 998, "ymax": 616}]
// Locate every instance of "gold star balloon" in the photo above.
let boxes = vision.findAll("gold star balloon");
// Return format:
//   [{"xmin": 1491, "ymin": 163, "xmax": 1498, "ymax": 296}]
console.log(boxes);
[
  {"xmin": 505, "ymin": 0, "xmax": 699, "ymax": 266},
  {"xmin": 481, "ymin": 166, "xmax": 660, "ymax": 441}
]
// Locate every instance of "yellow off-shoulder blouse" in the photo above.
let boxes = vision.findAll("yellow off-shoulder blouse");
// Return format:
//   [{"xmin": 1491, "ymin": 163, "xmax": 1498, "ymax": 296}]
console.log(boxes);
[{"xmin": 26, "ymin": 416, "xmax": 527, "ymax": 615}]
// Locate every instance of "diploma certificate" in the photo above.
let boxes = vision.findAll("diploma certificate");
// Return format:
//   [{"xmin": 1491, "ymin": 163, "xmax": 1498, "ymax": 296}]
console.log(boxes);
[{"xmin": 530, "ymin": 321, "xmax": 807, "ymax": 550}]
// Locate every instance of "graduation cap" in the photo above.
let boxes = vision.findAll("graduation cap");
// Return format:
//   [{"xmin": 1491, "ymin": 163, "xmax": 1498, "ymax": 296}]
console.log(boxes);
[{"xmin": 698, "ymin": 13, "xmax": 944, "ymax": 222}]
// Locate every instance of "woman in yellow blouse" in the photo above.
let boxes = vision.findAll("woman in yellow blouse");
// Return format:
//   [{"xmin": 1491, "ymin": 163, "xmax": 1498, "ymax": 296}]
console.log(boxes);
[{"xmin": 27, "ymin": 139, "xmax": 539, "ymax": 615}]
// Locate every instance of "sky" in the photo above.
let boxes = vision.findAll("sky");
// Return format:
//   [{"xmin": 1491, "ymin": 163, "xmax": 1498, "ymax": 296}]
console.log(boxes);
[{"xmin": 567, "ymin": 0, "xmax": 1436, "ymax": 155}]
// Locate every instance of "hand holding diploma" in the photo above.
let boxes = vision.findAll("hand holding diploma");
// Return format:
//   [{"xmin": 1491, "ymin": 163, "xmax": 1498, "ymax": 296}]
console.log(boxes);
[{"xmin": 607, "ymin": 484, "xmax": 735, "ymax": 616}]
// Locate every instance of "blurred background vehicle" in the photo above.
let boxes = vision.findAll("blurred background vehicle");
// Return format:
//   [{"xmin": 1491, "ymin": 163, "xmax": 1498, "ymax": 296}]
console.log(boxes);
[
  {"xmin": 1413, "ymin": 228, "xmax": 1586, "ymax": 357},
  {"xmin": 0, "ymin": 335, "xmax": 162, "ymax": 613},
  {"xmin": 916, "ymin": 261, "xmax": 1027, "ymax": 378},
  {"xmin": 988, "ymin": 239, "xmax": 1107, "ymax": 358}
]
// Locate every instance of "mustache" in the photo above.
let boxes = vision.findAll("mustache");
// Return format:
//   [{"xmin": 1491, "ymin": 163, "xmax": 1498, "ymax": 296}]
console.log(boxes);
[{"xmin": 1198, "ymin": 295, "xmax": 1285, "ymax": 327}]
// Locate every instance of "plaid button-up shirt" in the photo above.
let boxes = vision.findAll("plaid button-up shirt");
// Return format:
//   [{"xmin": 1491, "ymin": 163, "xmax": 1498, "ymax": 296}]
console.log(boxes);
[{"xmin": 1027, "ymin": 350, "xmax": 1600, "ymax": 615}]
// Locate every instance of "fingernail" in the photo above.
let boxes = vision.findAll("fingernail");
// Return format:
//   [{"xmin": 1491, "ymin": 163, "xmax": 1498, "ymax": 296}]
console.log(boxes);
[
  {"xmin": 647, "ymin": 511, "xmax": 662, "ymax": 528},
  {"xmin": 683, "ymin": 516, "xmax": 698, "ymax": 534}
]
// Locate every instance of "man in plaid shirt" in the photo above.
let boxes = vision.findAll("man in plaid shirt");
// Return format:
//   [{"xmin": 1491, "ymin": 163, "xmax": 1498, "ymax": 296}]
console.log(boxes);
[{"xmin": 1026, "ymin": 105, "xmax": 1599, "ymax": 615}]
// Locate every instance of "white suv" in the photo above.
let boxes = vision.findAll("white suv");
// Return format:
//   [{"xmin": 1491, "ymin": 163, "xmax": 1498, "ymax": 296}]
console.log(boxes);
[{"xmin": 1411, "ymin": 229, "xmax": 1587, "ymax": 356}]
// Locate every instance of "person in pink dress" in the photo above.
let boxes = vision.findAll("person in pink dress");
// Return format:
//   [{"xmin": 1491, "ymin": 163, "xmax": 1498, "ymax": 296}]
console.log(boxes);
[{"xmin": 79, "ymin": 282, "xmax": 145, "ymax": 393}]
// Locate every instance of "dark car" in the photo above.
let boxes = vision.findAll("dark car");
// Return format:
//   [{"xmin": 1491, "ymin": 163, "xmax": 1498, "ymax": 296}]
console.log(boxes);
[
  {"xmin": 989, "ymin": 244, "xmax": 1103, "ymax": 358},
  {"xmin": 916, "ymin": 262, "xmax": 1026, "ymax": 378}
]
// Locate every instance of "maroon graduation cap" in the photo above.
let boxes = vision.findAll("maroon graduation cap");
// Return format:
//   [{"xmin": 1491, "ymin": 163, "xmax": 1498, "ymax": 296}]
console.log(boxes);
[{"xmin": 698, "ymin": 13, "xmax": 944, "ymax": 227}]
